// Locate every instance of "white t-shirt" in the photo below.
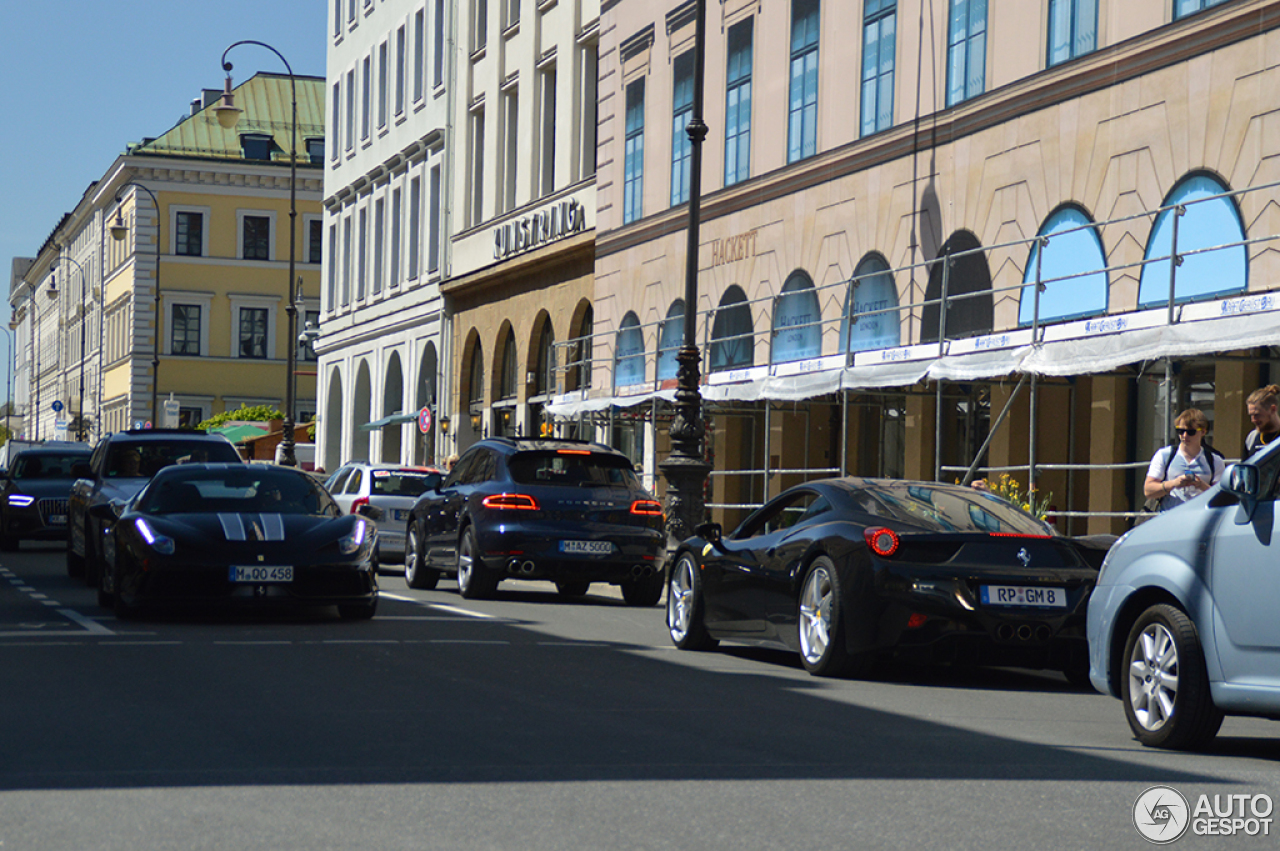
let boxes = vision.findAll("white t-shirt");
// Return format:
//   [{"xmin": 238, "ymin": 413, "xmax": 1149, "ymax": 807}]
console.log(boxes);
[{"xmin": 1146, "ymin": 445, "xmax": 1226, "ymax": 511}]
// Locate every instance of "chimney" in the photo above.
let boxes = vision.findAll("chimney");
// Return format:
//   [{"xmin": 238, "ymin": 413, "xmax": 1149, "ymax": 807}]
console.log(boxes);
[
  {"xmin": 190, "ymin": 98, "xmax": 202, "ymax": 117},
  {"xmin": 202, "ymin": 88, "xmax": 222, "ymax": 109}
]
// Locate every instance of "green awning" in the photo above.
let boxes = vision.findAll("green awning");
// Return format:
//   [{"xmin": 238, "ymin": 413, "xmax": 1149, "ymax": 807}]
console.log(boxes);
[
  {"xmin": 359, "ymin": 412, "xmax": 418, "ymax": 432},
  {"xmin": 212, "ymin": 423, "xmax": 271, "ymax": 444}
]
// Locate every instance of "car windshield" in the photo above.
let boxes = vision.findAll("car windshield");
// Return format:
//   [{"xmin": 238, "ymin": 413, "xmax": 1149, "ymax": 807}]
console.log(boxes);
[
  {"xmin": 850, "ymin": 482, "xmax": 1054, "ymax": 535},
  {"xmin": 508, "ymin": 451, "xmax": 640, "ymax": 488},
  {"xmin": 106, "ymin": 440, "xmax": 241, "ymax": 478},
  {"xmin": 137, "ymin": 469, "xmax": 339, "ymax": 517},
  {"xmin": 10, "ymin": 453, "xmax": 89, "ymax": 480},
  {"xmin": 370, "ymin": 470, "xmax": 442, "ymax": 496}
]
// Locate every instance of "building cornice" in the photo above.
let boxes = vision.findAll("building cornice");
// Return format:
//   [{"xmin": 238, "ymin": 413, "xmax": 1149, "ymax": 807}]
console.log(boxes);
[{"xmin": 442, "ymin": 230, "xmax": 594, "ymax": 301}]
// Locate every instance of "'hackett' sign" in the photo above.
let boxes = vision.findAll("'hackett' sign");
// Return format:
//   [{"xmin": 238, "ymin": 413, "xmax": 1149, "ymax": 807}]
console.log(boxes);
[{"xmin": 494, "ymin": 198, "xmax": 587, "ymax": 260}]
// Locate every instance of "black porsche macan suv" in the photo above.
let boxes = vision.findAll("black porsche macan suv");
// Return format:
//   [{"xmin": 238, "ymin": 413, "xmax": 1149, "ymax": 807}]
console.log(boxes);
[{"xmin": 402, "ymin": 437, "xmax": 666, "ymax": 604}]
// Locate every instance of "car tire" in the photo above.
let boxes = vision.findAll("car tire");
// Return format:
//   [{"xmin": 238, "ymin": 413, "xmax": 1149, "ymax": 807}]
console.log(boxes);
[
  {"xmin": 0, "ymin": 532, "xmax": 17, "ymax": 552},
  {"xmin": 338, "ymin": 599, "xmax": 378, "ymax": 620},
  {"xmin": 66, "ymin": 540, "xmax": 85, "ymax": 578},
  {"xmin": 667, "ymin": 552, "xmax": 718, "ymax": 651},
  {"xmin": 555, "ymin": 581, "xmax": 590, "ymax": 597},
  {"xmin": 404, "ymin": 523, "xmax": 440, "ymax": 590},
  {"xmin": 83, "ymin": 521, "xmax": 101, "ymax": 589},
  {"xmin": 1121, "ymin": 603, "xmax": 1224, "ymax": 750},
  {"xmin": 112, "ymin": 564, "xmax": 142, "ymax": 621},
  {"xmin": 456, "ymin": 526, "xmax": 497, "ymax": 599},
  {"xmin": 621, "ymin": 572, "xmax": 664, "ymax": 607},
  {"xmin": 797, "ymin": 556, "xmax": 869, "ymax": 678}
]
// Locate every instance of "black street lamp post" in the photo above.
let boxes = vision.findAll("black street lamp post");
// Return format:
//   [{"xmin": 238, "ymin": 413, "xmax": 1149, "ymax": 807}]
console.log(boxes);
[
  {"xmin": 52, "ymin": 254, "xmax": 90, "ymax": 442},
  {"xmin": 110, "ymin": 181, "xmax": 161, "ymax": 426},
  {"xmin": 659, "ymin": 0, "xmax": 712, "ymax": 548},
  {"xmin": 217, "ymin": 41, "xmax": 300, "ymax": 466}
]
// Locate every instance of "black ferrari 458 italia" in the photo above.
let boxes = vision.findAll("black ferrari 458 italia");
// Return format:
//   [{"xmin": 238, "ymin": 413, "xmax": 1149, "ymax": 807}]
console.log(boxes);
[
  {"xmin": 667, "ymin": 477, "xmax": 1104, "ymax": 682},
  {"xmin": 94, "ymin": 464, "xmax": 380, "ymax": 620}
]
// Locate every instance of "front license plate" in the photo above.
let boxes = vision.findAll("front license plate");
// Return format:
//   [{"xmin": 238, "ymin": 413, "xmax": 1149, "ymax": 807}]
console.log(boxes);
[
  {"xmin": 560, "ymin": 540, "xmax": 613, "ymax": 555},
  {"xmin": 229, "ymin": 565, "xmax": 294, "ymax": 583},
  {"xmin": 49, "ymin": 515, "xmax": 67, "ymax": 525},
  {"xmin": 980, "ymin": 585, "xmax": 1066, "ymax": 608},
  {"xmin": 393, "ymin": 509, "xmax": 409, "ymax": 521}
]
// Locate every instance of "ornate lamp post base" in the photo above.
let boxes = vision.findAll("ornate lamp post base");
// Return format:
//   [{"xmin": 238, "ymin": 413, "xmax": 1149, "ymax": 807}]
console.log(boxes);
[{"xmin": 661, "ymin": 345, "xmax": 710, "ymax": 550}]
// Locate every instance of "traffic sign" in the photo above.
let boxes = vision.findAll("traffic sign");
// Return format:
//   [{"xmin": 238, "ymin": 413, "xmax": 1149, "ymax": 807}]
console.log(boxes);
[
  {"xmin": 418, "ymin": 406, "xmax": 433, "ymax": 434},
  {"xmin": 51, "ymin": 400, "xmax": 63, "ymax": 413}
]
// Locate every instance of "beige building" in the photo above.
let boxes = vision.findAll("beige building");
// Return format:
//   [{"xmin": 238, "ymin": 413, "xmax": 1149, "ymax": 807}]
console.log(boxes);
[
  {"xmin": 564, "ymin": 0, "xmax": 1280, "ymax": 534},
  {"xmin": 10, "ymin": 74, "xmax": 325, "ymax": 443}
]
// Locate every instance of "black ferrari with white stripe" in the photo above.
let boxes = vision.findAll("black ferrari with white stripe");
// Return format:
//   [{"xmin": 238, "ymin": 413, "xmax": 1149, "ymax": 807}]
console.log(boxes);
[{"xmin": 95, "ymin": 464, "xmax": 379, "ymax": 619}]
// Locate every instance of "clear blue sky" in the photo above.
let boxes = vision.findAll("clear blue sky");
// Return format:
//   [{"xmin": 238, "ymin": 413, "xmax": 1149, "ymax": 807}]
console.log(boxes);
[{"xmin": 0, "ymin": 1, "xmax": 327, "ymax": 398}]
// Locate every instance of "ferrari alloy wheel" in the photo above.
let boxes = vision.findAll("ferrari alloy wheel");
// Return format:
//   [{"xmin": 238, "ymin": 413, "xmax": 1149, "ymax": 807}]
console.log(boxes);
[
  {"xmin": 404, "ymin": 523, "xmax": 439, "ymax": 590},
  {"xmin": 667, "ymin": 553, "xmax": 717, "ymax": 651},
  {"xmin": 797, "ymin": 557, "xmax": 863, "ymax": 677},
  {"xmin": 1121, "ymin": 603, "xmax": 1223, "ymax": 750},
  {"xmin": 456, "ymin": 526, "xmax": 497, "ymax": 599}
]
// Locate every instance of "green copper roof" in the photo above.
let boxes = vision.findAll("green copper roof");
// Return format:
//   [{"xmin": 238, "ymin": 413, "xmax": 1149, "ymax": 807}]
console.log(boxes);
[{"xmin": 133, "ymin": 72, "xmax": 325, "ymax": 164}]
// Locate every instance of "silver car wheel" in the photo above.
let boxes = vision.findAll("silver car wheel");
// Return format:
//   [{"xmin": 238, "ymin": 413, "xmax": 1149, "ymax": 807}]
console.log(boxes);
[
  {"xmin": 798, "ymin": 564, "xmax": 834, "ymax": 665},
  {"xmin": 457, "ymin": 532, "xmax": 474, "ymax": 591},
  {"xmin": 404, "ymin": 525, "xmax": 418, "ymax": 581},
  {"xmin": 667, "ymin": 556, "xmax": 696, "ymax": 642},
  {"xmin": 1128, "ymin": 620, "xmax": 1179, "ymax": 732}
]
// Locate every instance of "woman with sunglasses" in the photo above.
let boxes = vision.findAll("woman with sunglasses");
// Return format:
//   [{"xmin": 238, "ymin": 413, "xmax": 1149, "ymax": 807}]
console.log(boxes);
[{"xmin": 1143, "ymin": 408, "xmax": 1226, "ymax": 512}]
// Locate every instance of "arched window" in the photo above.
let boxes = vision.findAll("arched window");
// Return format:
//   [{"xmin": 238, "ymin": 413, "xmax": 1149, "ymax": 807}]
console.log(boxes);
[
  {"xmin": 1138, "ymin": 173, "xmax": 1247, "ymax": 308},
  {"xmin": 772, "ymin": 271, "xmax": 821, "ymax": 363},
  {"xmin": 711, "ymin": 285, "xmax": 753, "ymax": 372},
  {"xmin": 1019, "ymin": 205, "xmax": 1108, "ymax": 325},
  {"xmin": 382, "ymin": 352, "xmax": 404, "ymax": 462},
  {"xmin": 922, "ymin": 231, "xmax": 993, "ymax": 343},
  {"xmin": 534, "ymin": 318, "xmax": 555, "ymax": 397},
  {"xmin": 568, "ymin": 303, "xmax": 593, "ymax": 392},
  {"xmin": 467, "ymin": 338, "xmax": 485, "ymax": 414},
  {"xmin": 614, "ymin": 311, "xmax": 645, "ymax": 389},
  {"xmin": 841, "ymin": 254, "xmax": 900, "ymax": 352},
  {"xmin": 657, "ymin": 300, "xmax": 684, "ymax": 381},
  {"xmin": 498, "ymin": 326, "xmax": 518, "ymax": 401}
]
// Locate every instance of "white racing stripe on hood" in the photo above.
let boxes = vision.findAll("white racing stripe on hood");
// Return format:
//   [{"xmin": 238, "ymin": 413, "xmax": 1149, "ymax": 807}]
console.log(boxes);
[
  {"xmin": 217, "ymin": 513, "xmax": 286, "ymax": 541},
  {"xmin": 260, "ymin": 513, "xmax": 285, "ymax": 541},
  {"xmin": 219, "ymin": 514, "xmax": 247, "ymax": 541}
]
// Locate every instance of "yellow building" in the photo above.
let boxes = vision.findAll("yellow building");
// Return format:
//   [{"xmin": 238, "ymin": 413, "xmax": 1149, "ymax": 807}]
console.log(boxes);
[{"xmin": 11, "ymin": 73, "xmax": 325, "ymax": 439}]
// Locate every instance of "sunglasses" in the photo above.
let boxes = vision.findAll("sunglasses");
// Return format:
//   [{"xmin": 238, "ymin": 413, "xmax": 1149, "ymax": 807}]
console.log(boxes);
[{"xmin": 1175, "ymin": 427, "xmax": 1200, "ymax": 435}]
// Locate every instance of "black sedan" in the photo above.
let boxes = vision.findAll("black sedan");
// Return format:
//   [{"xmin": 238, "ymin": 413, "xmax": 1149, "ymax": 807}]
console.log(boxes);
[
  {"xmin": 94, "ymin": 464, "xmax": 379, "ymax": 620},
  {"xmin": 666, "ymin": 477, "xmax": 1099, "ymax": 681}
]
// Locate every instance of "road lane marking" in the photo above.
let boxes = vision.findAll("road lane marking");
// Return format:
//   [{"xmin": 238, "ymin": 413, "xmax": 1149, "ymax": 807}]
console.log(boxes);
[
  {"xmin": 379, "ymin": 592, "xmax": 498, "ymax": 620},
  {"xmin": 57, "ymin": 608, "xmax": 115, "ymax": 636},
  {"xmin": 424, "ymin": 639, "xmax": 510, "ymax": 644}
]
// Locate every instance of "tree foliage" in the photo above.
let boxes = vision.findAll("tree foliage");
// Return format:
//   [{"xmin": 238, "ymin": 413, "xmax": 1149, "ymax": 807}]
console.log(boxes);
[{"xmin": 197, "ymin": 404, "xmax": 284, "ymax": 431}]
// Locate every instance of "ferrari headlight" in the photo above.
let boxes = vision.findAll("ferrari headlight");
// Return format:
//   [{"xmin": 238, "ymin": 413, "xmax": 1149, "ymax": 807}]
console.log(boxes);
[
  {"xmin": 8, "ymin": 494, "xmax": 35, "ymax": 508},
  {"xmin": 135, "ymin": 518, "xmax": 176, "ymax": 556},
  {"xmin": 338, "ymin": 519, "xmax": 369, "ymax": 555}
]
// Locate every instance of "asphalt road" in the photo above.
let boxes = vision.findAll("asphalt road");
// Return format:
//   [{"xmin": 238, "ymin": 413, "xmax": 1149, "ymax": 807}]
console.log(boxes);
[{"xmin": 1, "ymin": 542, "xmax": 1277, "ymax": 851}]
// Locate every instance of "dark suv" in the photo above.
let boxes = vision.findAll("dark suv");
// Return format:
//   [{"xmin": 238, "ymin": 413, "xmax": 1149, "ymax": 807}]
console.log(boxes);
[
  {"xmin": 68, "ymin": 429, "xmax": 242, "ymax": 595},
  {"xmin": 402, "ymin": 437, "xmax": 666, "ymax": 604},
  {"xmin": 0, "ymin": 444, "xmax": 93, "ymax": 549}
]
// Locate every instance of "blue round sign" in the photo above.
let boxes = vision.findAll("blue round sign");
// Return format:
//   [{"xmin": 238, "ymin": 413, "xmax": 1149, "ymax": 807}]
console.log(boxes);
[{"xmin": 51, "ymin": 400, "xmax": 63, "ymax": 413}]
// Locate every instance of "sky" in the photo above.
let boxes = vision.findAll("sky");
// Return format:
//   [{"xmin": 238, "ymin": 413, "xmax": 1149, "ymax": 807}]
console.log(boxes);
[{"xmin": 0, "ymin": 0, "xmax": 328, "ymax": 396}]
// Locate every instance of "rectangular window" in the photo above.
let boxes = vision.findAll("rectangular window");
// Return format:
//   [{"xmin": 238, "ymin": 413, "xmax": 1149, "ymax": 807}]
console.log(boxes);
[
  {"xmin": 176, "ymin": 211, "xmax": 204, "ymax": 257},
  {"xmin": 414, "ymin": 9, "xmax": 425, "ymax": 102},
  {"xmin": 788, "ymin": 0, "xmax": 820, "ymax": 164},
  {"xmin": 396, "ymin": 26, "xmax": 406, "ymax": 115},
  {"xmin": 623, "ymin": 79, "xmax": 645, "ymax": 225},
  {"xmin": 373, "ymin": 198, "xmax": 385, "ymax": 293},
  {"xmin": 503, "ymin": 89, "xmax": 519, "ymax": 212},
  {"xmin": 345, "ymin": 70, "xmax": 355, "ymax": 151},
  {"xmin": 378, "ymin": 42, "xmax": 389, "ymax": 128},
  {"xmin": 334, "ymin": 0, "xmax": 342, "ymax": 36},
  {"xmin": 434, "ymin": 0, "xmax": 445, "ymax": 87},
  {"xmin": 471, "ymin": 109, "xmax": 486, "ymax": 227},
  {"xmin": 724, "ymin": 20, "xmax": 752, "ymax": 186},
  {"xmin": 671, "ymin": 51, "xmax": 694, "ymax": 206},
  {"xmin": 309, "ymin": 219, "xmax": 323, "ymax": 264},
  {"xmin": 409, "ymin": 177, "xmax": 422, "ymax": 278},
  {"xmin": 171, "ymin": 305, "xmax": 201, "ymax": 355},
  {"xmin": 579, "ymin": 44, "xmax": 597, "ymax": 180},
  {"xmin": 429, "ymin": 165, "xmax": 441, "ymax": 273},
  {"xmin": 946, "ymin": 0, "xmax": 987, "ymax": 107},
  {"xmin": 391, "ymin": 187, "xmax": 402, "ymax": 285},
  {"xmin": 243, "ymin": 216, "xmax": 270, "ymax": 260},
  {"xmin": 327, "ymin": 223, "xmax": 338, "ymax": 308},
  {"xmin": 1047, "ymin": 0, "xmax": 1096, "ymax": 66},
  {"xmin": 342, "ymin": 217, "xmax": 352, "ymax": 305},
  {"xmin": 1174, "ymin": 0, "xmax": 1228, "ymax": 21},
  {"xmin": 540, "ymin": 69, "xmax": 556, "ymax": 197},
  {"xmin": 357, "ymin": 207, "xmax": 368, "ymax": 300},
  {"xmin": 361, "ymin": 57, "xmax": 371, "ymax": 140},
  {"xmin": 238, "ymin": 307, "xmax": 269, "ymax": 359},
  {"xmin": 861, "ymin": 0, "xmax": 895, "ymax": 136},
  {"xmin": 504, "ymin": 0, "xmax": 519, "ymax": 29},
  {"xmin": 331, "ymin": 82, "xmax": 341, "ymax": 159},
  {"xmin": 473, "ymin": 0, "xmax": 488, "ymax": 53}
]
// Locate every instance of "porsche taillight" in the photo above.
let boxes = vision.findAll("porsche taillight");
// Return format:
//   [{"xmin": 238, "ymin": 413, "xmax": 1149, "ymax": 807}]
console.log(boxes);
[
  {"xmin": 864, "ymin": 527, "xmax": 900, "ymax": 557},
  {"xmin": 630, "ymin": 499, "xmax": 664, "ymax": 517},
  {"xmin": 481, "ymin": 493, "xmax": 541, "ymax": 510}
]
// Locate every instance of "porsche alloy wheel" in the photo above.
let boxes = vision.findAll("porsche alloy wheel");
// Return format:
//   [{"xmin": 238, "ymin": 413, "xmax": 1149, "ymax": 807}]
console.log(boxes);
[
  {"xmin": 404, "ymin": 523, "xmax": 439, "ymax": 590},
  {"xmin": 667, "ymin": 553, "xmax": 717, "ymax": 651},
  {"xmin": 456, "ymin": 527, "xmax": 497, "ymax": 599},
  {"xmin": 1122, "ymin": 604, "xmax": 1223, "ymax": 750}
]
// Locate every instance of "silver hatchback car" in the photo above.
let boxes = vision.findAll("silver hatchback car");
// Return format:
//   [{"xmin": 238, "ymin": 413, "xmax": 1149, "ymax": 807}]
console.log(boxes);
[
  {"xmin": 324, "ymin": 463, "xmax": 444, "ymax": 565},
  {"xmin": 1088, "ymin": 440, "xmax": 1280, "ymax": 750}
]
